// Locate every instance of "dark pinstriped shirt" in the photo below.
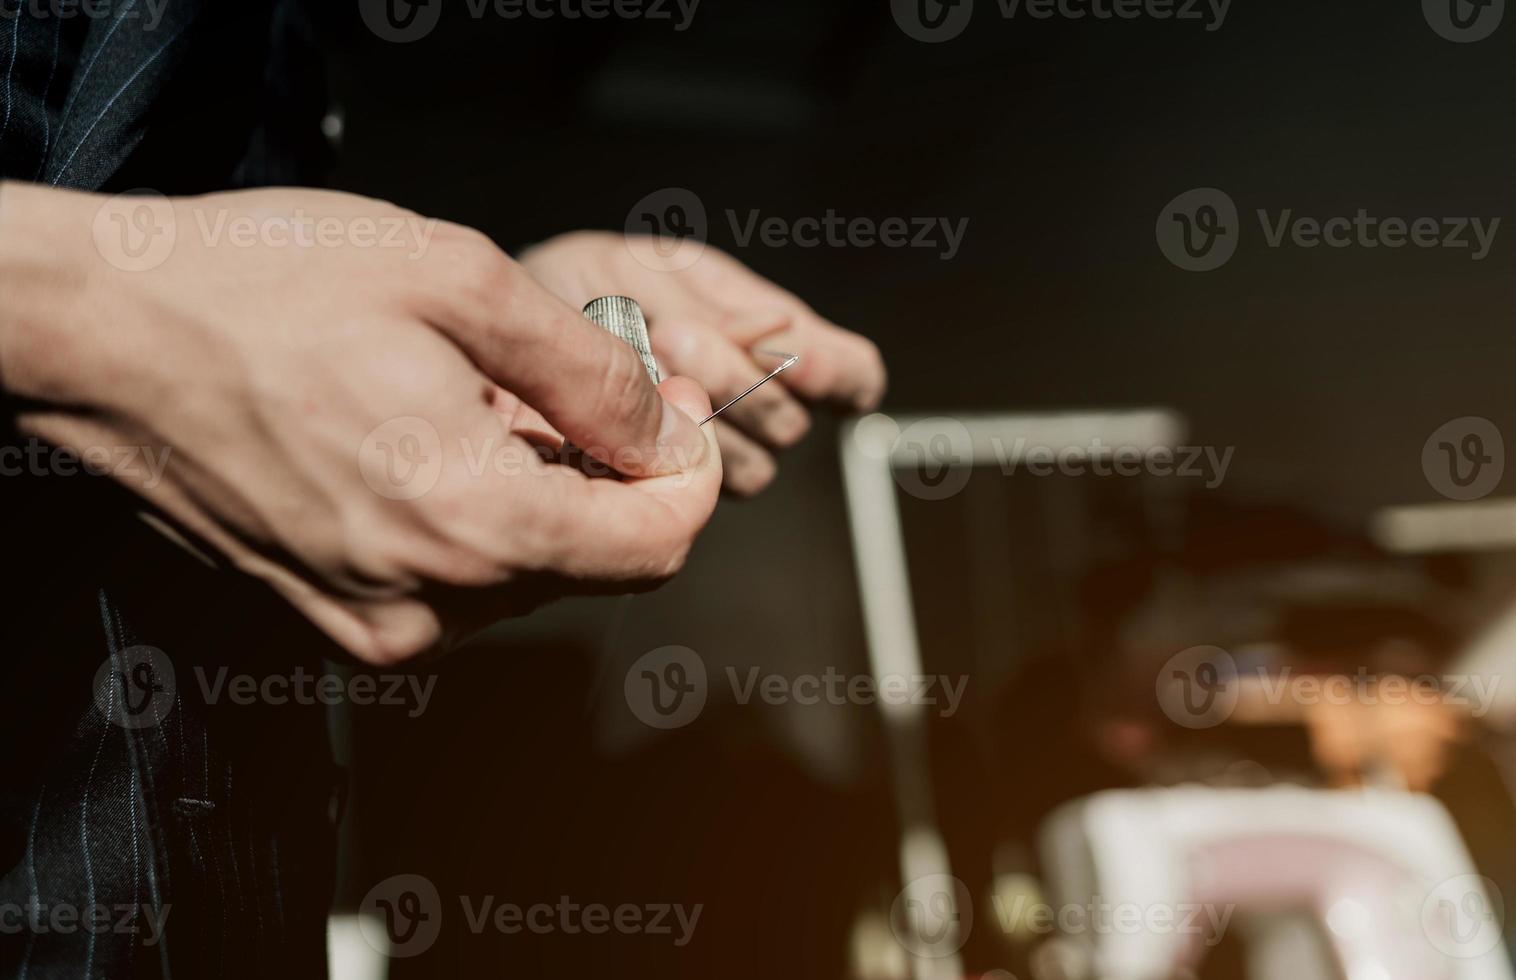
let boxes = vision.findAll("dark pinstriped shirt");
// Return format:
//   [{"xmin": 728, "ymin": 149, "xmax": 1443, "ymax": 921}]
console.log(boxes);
[{"xmin": 0, "ymin": 2, "xmax": 343, "ymax": 977}]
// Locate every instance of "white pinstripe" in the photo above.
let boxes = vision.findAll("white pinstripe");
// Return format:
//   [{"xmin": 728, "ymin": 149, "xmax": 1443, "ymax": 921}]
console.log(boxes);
[
  {"xmin": 30, "ymin": 15, "xmax": 63, "ymax": 179},
  {"xmin": 51, "ymin": 20, "xmax": 188, "ymax": 185},
  {"xmin": 0, "ymin": 9, "xmax": 20, "ymax": 145}
]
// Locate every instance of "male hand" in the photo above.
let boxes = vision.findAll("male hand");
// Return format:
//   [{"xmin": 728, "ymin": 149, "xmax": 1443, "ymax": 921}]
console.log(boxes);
[
  {"xmin": 520, "ymin": 232, "xmax": 886, "ymax": 496},
  {"xmin": 0, "ymin": 185, "xmax": 721, "ymax": 664}
]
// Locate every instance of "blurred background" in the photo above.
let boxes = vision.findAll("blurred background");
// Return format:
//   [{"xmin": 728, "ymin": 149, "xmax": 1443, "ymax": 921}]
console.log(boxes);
[{"xmin": 318, "ymin": 1, "xmax": 1516, "ymax": 977}]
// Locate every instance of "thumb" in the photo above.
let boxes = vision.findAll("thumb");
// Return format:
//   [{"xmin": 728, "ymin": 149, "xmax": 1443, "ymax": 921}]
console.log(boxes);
[
  {"xmin": 422, "ymin": 242, "xmax": 706, "ymax": 477},
  {"xmin": 652, "ymin": 375, "xmax": 719, "ymax": 475}
]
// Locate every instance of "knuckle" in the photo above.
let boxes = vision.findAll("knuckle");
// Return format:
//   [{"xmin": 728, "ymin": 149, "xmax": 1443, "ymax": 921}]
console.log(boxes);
[
  {"xmin": 432, "ymin": 230, "xmax": 518, "ymax": 312},
  {"xmin": 591, "ymin": 343, "xmax": 655, "ymax": 432},
  {"xmin": 765, "ymin": 403, "xmax": 810, "ymax": 448},
  {"xmin": 412, "ymin": 488, "xmax": 519, "ymax": 587},
  {"xmin": 356, "ymin": 613, "xmax": 442, "ymax": 667}
]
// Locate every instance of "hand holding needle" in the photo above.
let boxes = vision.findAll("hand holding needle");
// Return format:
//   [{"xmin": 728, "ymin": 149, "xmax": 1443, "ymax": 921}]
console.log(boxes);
[{"xmin": 579, "ymin": 296, "xmax": 799, "ymax": 429}]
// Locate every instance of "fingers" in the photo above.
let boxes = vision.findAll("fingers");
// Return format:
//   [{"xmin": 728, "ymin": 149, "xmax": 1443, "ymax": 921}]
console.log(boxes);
[
  {"xmin": 768, "ymin": 314, "xmax": 887, "ymax": 412},
  {"xmin": 653, "ymin": 316, "xmax": 810, "ymax": 449},
  {"xmin": 419, "ymin": 228, "xmax": 706, "ymax": 478},
  {"xmin": 713, "ymin": 419, "xmax": 777, "ymax": 497},
  {"xmin": 487, "ymin": 385, "xmax": 562, "ymax": 451},
  {"xmin": 517, "ymin": 378, "xmax": 722, "ymax": 583},
  {"xmin": 679, "ymin": 248, "xmax": 888, "ymax": 411}
]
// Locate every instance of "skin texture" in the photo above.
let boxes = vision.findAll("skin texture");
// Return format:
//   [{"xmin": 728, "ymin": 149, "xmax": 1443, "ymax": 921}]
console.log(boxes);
[
  {"xmin": 0, "ymin": 183, "xmax": 725, "ymax": 664},
  {"xmin": 520, "ymin": 231, "xmax": 887, "ymax": 496}
]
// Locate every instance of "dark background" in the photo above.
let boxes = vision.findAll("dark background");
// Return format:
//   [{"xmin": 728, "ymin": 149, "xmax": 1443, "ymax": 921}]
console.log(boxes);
[{"xmin": 324, "ymin": 2, "xmax": 1516, "ymax": 976}]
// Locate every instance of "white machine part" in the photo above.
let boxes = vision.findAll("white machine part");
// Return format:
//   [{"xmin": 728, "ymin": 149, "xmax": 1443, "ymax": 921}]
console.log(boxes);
[{"xmin": 1039, "ymin": 785, "xmax": 1513, "ymax": 980}]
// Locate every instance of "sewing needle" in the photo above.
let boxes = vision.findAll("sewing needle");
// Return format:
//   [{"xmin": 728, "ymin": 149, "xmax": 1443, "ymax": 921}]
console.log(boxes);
[{"xmin": 700, "ymin": 352, "xmax": 800, "ymax": 426}]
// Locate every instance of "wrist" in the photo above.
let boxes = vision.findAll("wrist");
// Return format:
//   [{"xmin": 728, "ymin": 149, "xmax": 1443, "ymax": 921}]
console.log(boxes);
[{"xmin": 0, "ymin": 182, "xmax": 119, "ymax": 407}]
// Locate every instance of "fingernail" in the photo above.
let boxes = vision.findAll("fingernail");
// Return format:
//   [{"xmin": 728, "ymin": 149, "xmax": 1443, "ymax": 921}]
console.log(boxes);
[{"xmin": 657, "ymin": 398, "xmax": 707, "ymax": 473}]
